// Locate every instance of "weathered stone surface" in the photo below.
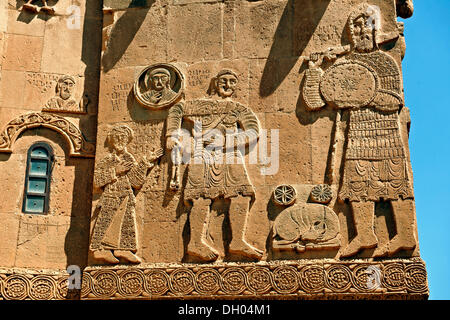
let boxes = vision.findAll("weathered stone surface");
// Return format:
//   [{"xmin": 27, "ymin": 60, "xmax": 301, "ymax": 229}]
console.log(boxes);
[{"xmin": 0, "ymin": 0, "xmax": 428, "ymax": 300}]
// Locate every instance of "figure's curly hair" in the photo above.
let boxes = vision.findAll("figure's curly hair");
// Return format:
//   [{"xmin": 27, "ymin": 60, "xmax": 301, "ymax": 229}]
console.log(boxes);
[{"xmin": 107, "ymin": 124, "xmax": 134, "ymax": 146}]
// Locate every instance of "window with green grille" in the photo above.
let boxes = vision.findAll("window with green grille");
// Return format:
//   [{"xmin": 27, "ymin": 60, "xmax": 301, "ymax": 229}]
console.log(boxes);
[{"xmin": 22, "ymin": 143, "xmax": 54, "ymax": 214}]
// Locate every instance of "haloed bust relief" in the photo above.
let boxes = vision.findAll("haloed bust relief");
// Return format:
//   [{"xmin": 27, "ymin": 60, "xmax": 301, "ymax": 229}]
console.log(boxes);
[{"xmin": 134, "ymin": 64, "xmax": 184, "ymax": 109}]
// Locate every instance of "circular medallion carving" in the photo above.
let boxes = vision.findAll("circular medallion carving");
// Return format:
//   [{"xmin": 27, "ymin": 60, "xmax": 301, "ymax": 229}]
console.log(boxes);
[
  {"xmin": 194, "ymin": 268, "xmax": 221, "ymax": 295},
  {"xmin": 320, "ymin": 61, "xmax": 378, "ymax": 109},
  {"xmin": 310, "ymin": 184, "xmax": 333, "ymax": 204},
  {"xmin": 144, "ymin": 270, "xmax": 170, "ymax": 296},
  {"xmin": 81, "ymin": 272, "xmax": 93, "ymax": 298},
  {"xmin": 382, "ymin": 263, "xmax": 405, "ymax": 291},
  {"xmin": 299, "ymin": 265, "xmax": 324, "ymax": 293},
  {"xmin": 352, "ymin": 264, "xmax": 382, "ymax": 292},
  {"xmin": 271, "ymin": 266, "xmax": 299, "ymax": 294},
  {"xmin": 118, "ymin": 269, "xmax": 145, "ymax": 297},
  {"xmin": 325, "ymin": 265, "xmax": 352, "ymax": 293},
  {"xmin": 220, "ymin": 267, "xmax": 247, "ymax": 295},
  {"xmin": 29, "ymin": 275, "xmax": 56, "ymax": 300},
  {"xmin": 1, "ymin": 275, "xmax": 29, "ymax": 300},
  {"xmin": 55, "ymin": 276, "xmax": 69, "ymax": 300},
  {"xmin": 273, "ymin": 185, "xmax": 297, "ymax": 206},
  {"xmin": 169, "ymin": 269, "xmax": 195, "ymax": 295},
  {"xmin": 246, "ymin": 267, "xmax": 272, "ymax": 294},
  {"xmin": 92, "ymin": 270, "xmax": 119, "ymax": 298},
  {"xmin": 134, "ymin": 64, "xmax": 184, "ymax": 109},
  {"xmin": 405, "ymin": 264, "xmax": 428, "ymax": 293}
]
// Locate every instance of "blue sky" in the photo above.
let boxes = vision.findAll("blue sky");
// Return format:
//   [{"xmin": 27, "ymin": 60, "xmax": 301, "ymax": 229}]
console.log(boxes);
[{"xmin": 402, "ymin": 0, "xmax": 450, "ymax": 300}]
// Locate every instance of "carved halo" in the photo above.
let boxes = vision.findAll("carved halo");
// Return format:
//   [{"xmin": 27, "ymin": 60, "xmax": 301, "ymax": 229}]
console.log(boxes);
[{"xmin": 134, "ymin": 63, "xmax": 184, "ymax": 109}]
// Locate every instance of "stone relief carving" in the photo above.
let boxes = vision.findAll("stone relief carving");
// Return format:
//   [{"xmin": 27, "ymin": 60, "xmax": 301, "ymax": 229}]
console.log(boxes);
[
  {"xmin": 42, "ymin": 75, "xmax": 89, "ymax": 114},
  {"xmin": 273, "ymin": 185, "xmax": 297, "ymax": 206},
  {"xmin": 272, "ymin": 185, "xmax": 340, "ymax": 253},
  {"xmin": 21, "ymin": 0, "xmax": 56, "ymax": 15},
  {"xmin": 90, "ymin": 125, "xmax": 163, "ymax": 264},
  {"xmin": 0, "ymin": 112, "xmax": 95, "ymax": 157},
  {"xmin": 77, "ymin": 260, "xmax": 427, "ymax": 299},
  {"xmin": 302, "ymin": 3, "xmax": 417, "ymax": 258},
  {"xmin": 134, "ymin": 64, "xmax": 184, "ymax": 109},
  {"xmin": 166, "ymin": 69, "xmax": 262, "ymax": 262}
]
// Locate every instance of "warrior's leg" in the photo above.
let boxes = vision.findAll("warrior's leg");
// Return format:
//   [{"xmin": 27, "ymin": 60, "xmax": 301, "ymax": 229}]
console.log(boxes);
[
  {"xmin": 186, "ymin": 198, "xmax": 219, "ymax": 262},
  {"xmin": 388, "ymin": 199, "xmax": 417, "ymax": 255},
  {"xmin": 340, "ymin": 200, "xmax": 378, "ymax": 257},
  {"xmin": 228, "ymin": 195, "xmax": 263, "ymax": 260},
  {"xmin": 113, "ymin": 201, "xmax": 141, "ymax": 264}
]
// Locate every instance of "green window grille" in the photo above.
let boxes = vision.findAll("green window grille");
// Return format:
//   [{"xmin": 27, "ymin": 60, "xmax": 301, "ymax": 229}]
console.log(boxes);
[{"xmin": 22, "ymin": 143, "xmax": 54, "ymax": 214}]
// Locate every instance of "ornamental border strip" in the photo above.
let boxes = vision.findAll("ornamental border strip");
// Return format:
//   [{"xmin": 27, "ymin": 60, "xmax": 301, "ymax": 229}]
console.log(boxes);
[{"xmin": 0, "ymin": 260, "xmax": 428, "ymax": 300}]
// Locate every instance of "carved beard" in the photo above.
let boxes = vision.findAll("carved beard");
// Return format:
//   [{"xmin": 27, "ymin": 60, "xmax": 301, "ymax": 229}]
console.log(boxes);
[
  {"xmin": 355, "ymin": 33, "xmax": 375, "ymax": 52},
  {"xmin": 60, "ymin": 89, "xmax": 72, "ymax": 100}
]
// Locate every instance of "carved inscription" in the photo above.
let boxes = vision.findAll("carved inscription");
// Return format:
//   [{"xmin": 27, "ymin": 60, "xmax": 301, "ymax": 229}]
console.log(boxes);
[
  {"xmin": 187, "ymin": 69, "xmax": 212, "ymax": 87},
  {"xmin": 108, "ymin": 83, "xmax": 133, "ymax": 112},
  {"xmin": 26, "ymin": 72, "xmax": 60, "ymax": 94}
]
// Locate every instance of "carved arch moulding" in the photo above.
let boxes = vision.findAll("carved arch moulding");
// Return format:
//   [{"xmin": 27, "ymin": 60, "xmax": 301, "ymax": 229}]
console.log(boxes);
[{"xmin": 0, "ymin": 112, "xmax": 95, "ymax": 158}]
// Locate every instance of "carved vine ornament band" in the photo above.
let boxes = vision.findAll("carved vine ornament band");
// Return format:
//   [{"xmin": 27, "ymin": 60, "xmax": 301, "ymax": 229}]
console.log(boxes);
[{"xmin": 0, "ymin": 260, "xmax": 427, "ymax": 300}]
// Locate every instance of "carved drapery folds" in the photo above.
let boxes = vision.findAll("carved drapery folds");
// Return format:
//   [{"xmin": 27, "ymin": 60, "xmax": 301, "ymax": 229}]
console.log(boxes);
[{"xmin": 0, "ymin": 112, "xmax": 95, "ymax": 158}]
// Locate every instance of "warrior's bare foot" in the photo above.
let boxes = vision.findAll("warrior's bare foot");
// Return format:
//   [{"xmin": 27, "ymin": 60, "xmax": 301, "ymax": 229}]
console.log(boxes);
[
  {"xmin": 92, "ymin": 250, "xmax": 119, "ymax": 264},
  {"xmin": 229, "ymin": 240, "xmax": 263, "ymax": 260},
  {"xmin": 40, "ymin": 6, "xmax": 55, "ymax": 15},
  {"xmin": 22, "ymin": 4, "xmax": 39, "ymax": 13},
  {"xmin": 340, "ymin": 234, "xmax": 378, "ymax": 258},
  {"xmin": 373, "ymin": 243, "xmax": 389, "ymax": 258},
  {"xmin": 187, "ymin": 242, "xmax": 219, "ymax": 262},
  {"xmin": 387, "ymin": 235, "xmax": 416, "ymax": 257},
  {"xmin": 114, "ymin": 250, "xmax": 142, "ymax": 264}
]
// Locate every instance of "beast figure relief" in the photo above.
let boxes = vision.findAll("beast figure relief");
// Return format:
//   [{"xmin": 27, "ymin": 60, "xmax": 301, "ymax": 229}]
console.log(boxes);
[
  {"xmin": 90, "ymin": 125, "xmax": 163, "ymax": 264},
  {"xmin": 303, "ymin": 3, "xmax": 418, "ymax": 258},
  {"xmin": 166, "ymin": 70, "xmax": 263, "ymax": 262}
]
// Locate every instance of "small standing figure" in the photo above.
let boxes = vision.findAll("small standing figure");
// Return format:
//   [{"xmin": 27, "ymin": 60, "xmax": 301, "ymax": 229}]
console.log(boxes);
[
  {"xmin": 43, "ymin": 75, "xmax": 88, "ymax": 114},
  {"xmin": 90, "ymin": 125, "xmax": 163, "ymax": 264},
  {"xmin": 166, "ymin": 70, "xmax": 263, "ymax": 262},
  {"xmin": 22, "ymin": 0, "xmax": 56, "ymax": 15},
  {"xmin": 303, "ymin": 3, "xmax": 417, "ymax": 258}
]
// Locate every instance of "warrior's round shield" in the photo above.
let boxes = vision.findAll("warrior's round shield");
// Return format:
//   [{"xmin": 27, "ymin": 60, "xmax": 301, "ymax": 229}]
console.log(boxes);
[{"xmin": 320, "ymin": 60, "xmax": 378, "ymax": 109}]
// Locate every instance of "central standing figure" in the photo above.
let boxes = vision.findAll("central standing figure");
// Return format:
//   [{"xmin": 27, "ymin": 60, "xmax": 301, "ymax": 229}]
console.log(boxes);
[{"xmin": 166, "ymin": 70, "xmax": 262, "ymax": 262}]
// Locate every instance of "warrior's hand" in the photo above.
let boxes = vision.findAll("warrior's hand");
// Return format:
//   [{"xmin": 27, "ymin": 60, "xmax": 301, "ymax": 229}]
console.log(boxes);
[
  {"xmin": 166, "ymin": 136, "xmax": 181, "ymax": 151},
  {"xmin": 115, "ymin": 161, "xmax": 133, "ymax": 175},
  {"xmin": 148, "ymin": 148, "xmax": 164, "ymax": 162}
]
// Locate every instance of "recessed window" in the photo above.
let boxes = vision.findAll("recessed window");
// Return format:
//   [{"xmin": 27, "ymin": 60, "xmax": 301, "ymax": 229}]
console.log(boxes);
[{"xmin": 22, "ymin": 143, "xmax": 54, "ymax": 214}]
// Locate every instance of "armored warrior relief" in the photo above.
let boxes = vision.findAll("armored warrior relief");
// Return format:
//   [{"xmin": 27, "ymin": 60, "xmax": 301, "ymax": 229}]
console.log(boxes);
[
  {"xmin": 303, "ymin": 3, "xmax": 417, "ymax": 258},
  {"xmin": 90, "ymin": 125, "xmax": 163, "ymax": 264},
  {"xmin": 166, "ymin": 70, "xmax": 263, "ymax": 262},
  {"xmin": 42, "ymin": 75, "xmax": 89, "ymax": 114}
]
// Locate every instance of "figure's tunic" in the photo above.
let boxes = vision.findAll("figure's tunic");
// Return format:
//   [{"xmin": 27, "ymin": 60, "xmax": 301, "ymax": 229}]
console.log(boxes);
[
  {"xmin": 90, "ymin": 152, "xmax": 150, "ymax": 251},
  {"xmin": 166, "ymin": 100, "xmax": 260, "ymax": 201},
  {"xmin": 43, "ymin": 96, "xmax": 80, "ymax": 112},
  {"xmin": 337, "ymin": 51, "xmax": 414, "ymax": 201}
]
